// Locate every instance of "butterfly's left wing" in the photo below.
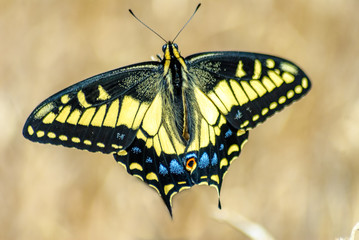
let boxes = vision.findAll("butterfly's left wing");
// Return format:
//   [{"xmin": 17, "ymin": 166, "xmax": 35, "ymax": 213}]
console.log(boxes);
[
  {"xmin": 184, "ymin": 51, "xmax": 311, "ymax": 201},
  {"xmin": 23, "ymin": 61, "xmax": 193, "ymax": 215},
  {"xmin": 23, "ymin": 61, "xmax": 164, "ymax": 153}
]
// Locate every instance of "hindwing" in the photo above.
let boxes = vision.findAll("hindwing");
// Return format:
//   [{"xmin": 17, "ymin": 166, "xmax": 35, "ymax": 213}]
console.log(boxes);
[{"xmin": 114, "ymin": 102, "xmax": 249, "ymax": 214}]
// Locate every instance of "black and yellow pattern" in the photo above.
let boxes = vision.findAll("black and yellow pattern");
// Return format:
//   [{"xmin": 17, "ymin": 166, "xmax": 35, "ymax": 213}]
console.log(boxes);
[{"xmin": 23, "ymin": 42, "xmax": 310, "ymax": 215}]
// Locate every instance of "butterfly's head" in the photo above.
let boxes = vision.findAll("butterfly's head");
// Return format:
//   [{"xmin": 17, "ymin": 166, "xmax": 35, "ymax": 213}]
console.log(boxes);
[
  {"xmin": 162, "ymin": 42, "xmax": 182, "ymax": 62},
  {"xmin": 162, "ymin": 42, "xmax": 179, "ymax": 53}
]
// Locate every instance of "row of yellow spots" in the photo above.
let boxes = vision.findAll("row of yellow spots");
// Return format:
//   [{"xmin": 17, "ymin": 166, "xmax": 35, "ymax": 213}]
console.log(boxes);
[
  {"xmin": 116, "ymin": 160, "xmax": 162, "ymax": 195},
  {"xmin": 216, "ymin": 138, "xmax": 248, "ymax": 187},
  {"xmin": 197, "ymin": 143, "xmax": 246, "ymax": 196},
  {"xmin": 238, "ymin": 77, "xmax": 309, "ymax": 129},
  {"xmin": 116, "ymin": 142, "xmax": 248, "ymax": 207},
  {"xmin": 199, "ymin": 175, "xmax": 220, "ymax": 185},
  {"xmin": 117, "ymin": 158, "xmax": 191, "ymax": 205},
  {"xmin": 116, "ymin": 146, "xmax": 246, "ymax": 205},
  {"xmin": 162, "ymin": 175, "xmax": 222, "ymax": 206},
  {"xmin": 163, "ymin": 183, "xmax": 190, "ymax": 207},
  {"xmin": 27, "ymin": 125, "xmax": 122, "ymax": 150},
  {"xmin": 116, "ymin": 135, "xmax": 246, "ymax": 195},
  {"xmin": 167, "ymin": 143, "xmax": 248, "ymax": 201},
  {"xmin": 162, "ymin": 141, "xmax": 248, "ymax": 201}
]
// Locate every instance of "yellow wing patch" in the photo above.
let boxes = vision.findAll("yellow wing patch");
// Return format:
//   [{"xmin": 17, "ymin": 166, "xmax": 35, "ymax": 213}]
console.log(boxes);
[
  {"xmin": 142, "ymin": 94, "xmax": 162, "ymax": 136},
  {"xmin": 240, "ymin": 81, "xmax": 258, "ymax": 101},
  {"xmin": 35, "ymin": 102, "xmax": 55, "ymax": 120},
  {"xmin": 194, "ymin": 87, "xmax": 219, "ymax": 125},
  {"xmin": 133, "ymin": 102, "xmax": 150, "ymax": 129},
  {"xmin": 42, "ymin": 112, "xmax": 57, "ymax": 124},
  {"xmin": 250, "ymin": 80, "xmax": 267, "ymax": 97},
  {"xmin": 91, "ymin": 105, "xmax": 107, "ymax": 127},
  {"xmin": 252, "ymin": 59, "xmax": 262, "ymax": 79},
  {"xmin": 77, "ymin": 90, "xmax": 91, "ymax": 108},
  {"xmin": 78, "ymin": 107, "xmax": 96, "ymax": 126},
  {"xmin": 266, "ymin": 58, "xmax": 275, "ymax": 68},
  {"xmin": 56, "ymin": 105, "xmax": 71, "ymax": 123},
  {"xmin": 280, "ymin": 62, "xmax": 298, "ymax": 75},
  {"xmin": 199, "ymin": 118, "xmax": 210, "ymax": 148},
  {"xmin": 97, "ymin": 85, "xmax": 111, "ymax": 101},
  {"xmin": 229, "ymin": 80, "xmax": 249, "ymax": 106},
  {"xmin": 213, "ymin": 80, "xmax": 238, "ymax": 112},
  {"xmin": 158, "ymin": 126, "xmax": 176, "ymax": 155},
  {"xmin": 268, "ymin": 70, "xmax": 284, "ymax": 87},
  {"xmin": 117, "ymin": 95, "xmax": 140, "ymax": 128},
  {"xmin": 103, "ymin": 99, "xmax": 120, "ymax": 127},
  {"xmin": 235, "ymin": 60, "xmax": 246, "ymax": 77},
  {"xmin": 67, "ymin": 109, "xmax": 82, "ymax": 125},
  {"xmin": 262, "ymin": 76, "xmax": 276, "ymax": 92},
  {"xmin": 207, "ymin": 91, "xmax": 228, "ymax": 114}
]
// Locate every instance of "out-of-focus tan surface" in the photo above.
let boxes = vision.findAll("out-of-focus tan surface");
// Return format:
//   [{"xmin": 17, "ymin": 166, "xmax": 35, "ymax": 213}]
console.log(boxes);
[{"xmin": 1, "ymin": 0, "xmax": 359, "ymax": 239}]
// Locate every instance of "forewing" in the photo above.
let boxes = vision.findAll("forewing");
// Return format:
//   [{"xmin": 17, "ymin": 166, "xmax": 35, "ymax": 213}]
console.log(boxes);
[
  {"xmin": 23, "ymin": 61, "xmax": 162, "ymax": 153},
  {"xmin": 186, "ymin": 51, "xmax": 311, "ymax": 130}
]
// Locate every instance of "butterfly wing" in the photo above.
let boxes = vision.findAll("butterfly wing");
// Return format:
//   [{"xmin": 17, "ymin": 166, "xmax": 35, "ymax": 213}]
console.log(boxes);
[
  {"xmin": 23, "ymin": 61, "xmax": 164, "ymax": 153},
  {"xmin": 183, "ymin": 51, "xmax": 311, "ymax": 200},
  {"xmin": 187, "ymin": 51, "xmax": 311, "ymax": 129},
  {"xmin": 23, "ymin": 60, "xmax": 193, "ymax": 215},
  {"xmin": 113, "ymin": 94, "xmax": 194, "ymax": 216}
]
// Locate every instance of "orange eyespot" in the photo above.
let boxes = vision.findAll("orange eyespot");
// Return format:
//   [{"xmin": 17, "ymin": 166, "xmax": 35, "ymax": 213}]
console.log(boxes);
[{"xmin": 185, "ymin": 157, "xmax": 197, "ymax": 172}]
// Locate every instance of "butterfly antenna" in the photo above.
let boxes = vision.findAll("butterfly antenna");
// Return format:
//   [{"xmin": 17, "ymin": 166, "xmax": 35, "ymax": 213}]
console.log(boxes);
[
  {"xmin": 129, "ymin": 9, "xmax": 167, "ymax": 43},
  {"xmin": 172, "ymin": 3, "xmax": 201, "ymax": 42}
]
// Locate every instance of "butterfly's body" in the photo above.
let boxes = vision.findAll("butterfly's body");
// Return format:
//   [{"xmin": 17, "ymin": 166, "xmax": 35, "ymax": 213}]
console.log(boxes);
[
  {"xmin": 23, "ymin": 41, "xmax": 310, "ymax": 215},
  {"xmin": 161, "ymin": 42, "xmax": 189, "ymax": 143}
]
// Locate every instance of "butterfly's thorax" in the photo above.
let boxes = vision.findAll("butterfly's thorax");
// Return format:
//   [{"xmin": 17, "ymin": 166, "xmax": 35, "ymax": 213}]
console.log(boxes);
[{"xmin": 162, "ymin": 42, "xmax": 192, "ymax": 143}]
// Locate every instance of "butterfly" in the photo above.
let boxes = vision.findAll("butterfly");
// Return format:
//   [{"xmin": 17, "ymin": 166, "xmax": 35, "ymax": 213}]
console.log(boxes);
[{"xmin": 23, "ymin": 4, "xmax": 311, "ymax": 216}]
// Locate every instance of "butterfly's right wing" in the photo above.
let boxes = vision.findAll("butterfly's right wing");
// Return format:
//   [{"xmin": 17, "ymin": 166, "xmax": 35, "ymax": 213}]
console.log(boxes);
[
  {"xmin": 186, "ymin": 51, "xmax": 311, "ymax": 130},
  {"xmin": 181, "ymin": 51, "xmax": 311, "ymax": 202}
]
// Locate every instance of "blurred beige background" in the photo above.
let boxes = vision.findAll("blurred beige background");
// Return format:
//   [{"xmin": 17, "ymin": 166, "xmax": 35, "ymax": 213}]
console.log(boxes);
[{"xmin": 1, "ymin": 0, "xmax": 359, "ymax": 239}]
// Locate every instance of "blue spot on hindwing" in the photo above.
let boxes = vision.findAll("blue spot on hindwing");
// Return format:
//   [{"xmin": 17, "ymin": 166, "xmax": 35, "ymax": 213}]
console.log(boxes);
[
  {"xmin": 219, "ymin": 144, "xmax": 224, "ymax": 151},
  {"xmin": 211, "ymin": 153, "xmax": 218, "ymax": 166},
  {"xmin": 159, "ymin": 164, "xmax": 168, "ymax": 175},
  {"xmin": 198, "ymin": 152, "xmax": 210, "ymax": 168},
  {"xmin": 169, "ymin": 159, "xmax": 184, "ymax": 174},
  {"xmin": 225, "ymin": 129, "xmax": 232, "ymax": 138},
  {"xmin": 145, "ymin": 157, "xmax": 153, "ymax": 163},
  {"xmin": 131, "ymin": 146, "xmax": 141, "ymax": 154}
]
